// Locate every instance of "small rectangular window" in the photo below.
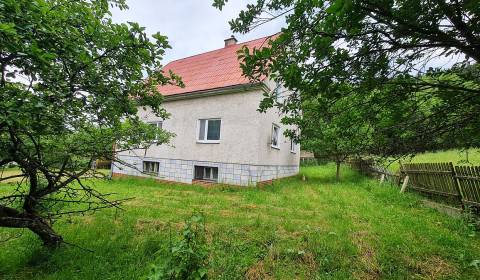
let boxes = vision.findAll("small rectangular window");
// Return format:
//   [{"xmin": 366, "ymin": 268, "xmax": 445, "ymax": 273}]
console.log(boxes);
[
  {"xmin": 273, "ymin": 82, "xmax": 281, "ymax": 103},
  {"xmin": 148, "ymin": 121, "xmax": 162, "ymax": 129},
  {"xmin": 148, "ymin": 121, "xmax": 163, "ymax": 140},
  {"xmin": 198, "ymin": 119, "xmax": 221, "ymax": 143},
  {"xmin": 271, "ymin": 124, "xmax": 280, "ymax": 149},
  {"xmin": 143, "ymin": 161, "xmax": 159, "ymax": 175},
  {"xmin": 290, "ymin": 139, "xmax": 297, "ymax": 153},
  {"xmin": 194, "ymin": 166, "xmax": 218, "ymax": 181}
]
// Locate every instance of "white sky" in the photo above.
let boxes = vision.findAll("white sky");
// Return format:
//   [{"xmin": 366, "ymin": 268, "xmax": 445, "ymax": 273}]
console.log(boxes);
[{"xmin": 111, "ymin": 0, "xmax": 285, "ymax": 64}]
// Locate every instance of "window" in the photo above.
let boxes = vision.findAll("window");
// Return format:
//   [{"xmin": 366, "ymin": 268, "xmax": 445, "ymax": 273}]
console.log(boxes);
[
  {"xmin": 197, "ymin": 119, "xmax": 221, "ymax": 143},
  {"xmin": 143, "ymin": 161, "xmax": 159, "ymax": 175},
  {"xmin": 194, "ymin": 166, "xmax": 218, "ymax": 181},
  {"xmin": 271, "ymin": 124, "xmax": 280, "ymax": 149},
  {"xmin": 290, "ymin": 139, "xmax": 297, "ymax": 153},
  {"xmin": 148, "ymin": 121, "xmax": 163, "ymax": 141},
  {"xmin": 273, "ymin": 82, "xmax": 281, "ymax": 103}
]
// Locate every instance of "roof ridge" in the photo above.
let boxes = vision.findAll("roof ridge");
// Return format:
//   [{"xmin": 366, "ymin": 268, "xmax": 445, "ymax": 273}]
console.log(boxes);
[{"xmin": 163, "ymin": 33, "xmax": 278, "ymax": 67}]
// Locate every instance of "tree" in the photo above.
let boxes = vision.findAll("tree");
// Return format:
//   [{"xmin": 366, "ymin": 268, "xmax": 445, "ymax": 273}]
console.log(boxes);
[
  {"xmin": 0, "ymin": 0, "xmax": 179, "ymax": 246},
  {"xmin": 214, "ymin": 0, "xmax": 480, "ymax": 157},
  {"xmin": 300, "ymin": 93, "xmax": 373, "ymax": 181}
]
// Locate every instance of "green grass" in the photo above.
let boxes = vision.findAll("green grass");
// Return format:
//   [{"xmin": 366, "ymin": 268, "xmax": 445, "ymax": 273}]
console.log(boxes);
[
  {"xmin": 387, "ymin": 148, "xmax": 480, "ymax": 172},
  {"xmin": 1, "ymin": 165, "xmax": 480, "ymax": 279},
  {"xmin": 0, "ymin": 167, "xmax": 110, "ymax": 183}
]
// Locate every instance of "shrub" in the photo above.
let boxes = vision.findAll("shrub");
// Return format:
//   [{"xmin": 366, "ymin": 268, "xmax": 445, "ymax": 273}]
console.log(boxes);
[{"xmin": 148, "ymin": 213, "xmax": 209, "ymax": 280}]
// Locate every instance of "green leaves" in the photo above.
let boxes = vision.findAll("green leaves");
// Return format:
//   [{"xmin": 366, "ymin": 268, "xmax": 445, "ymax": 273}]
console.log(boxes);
[
  {"xmin": 326, "ymin": 0, "xmax": 344, "ymax": 14},
  {"xmin": 0, "ymin": 0, "xmax": 178, "ymax": 240},
  {"xmin": 0, "ymin": 22, "xmax": 16, "ymax": 35},
  {"xmin": 148, "ymin": 213, "xmax": 209, "ymax": 280},
  {"xmin": 220, "ymin": 0, "xmax": 480, "ymax": 157}
]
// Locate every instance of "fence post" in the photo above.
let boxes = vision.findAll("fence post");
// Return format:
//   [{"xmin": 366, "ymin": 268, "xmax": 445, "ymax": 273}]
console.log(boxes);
[
  {"xmin": 400, "ymin": 175, "xmax": 409, "ymax": 193},
  {"xmin": 398, "ymin": 162, "xmax": 404, "ymax": 187},
  {"xmin": 449, "ymin": 162, "xmax": 464, "ymax": 210},
  {"xmin": 379, "ymin": 174, "xmax": 385, "ymax": 184}
]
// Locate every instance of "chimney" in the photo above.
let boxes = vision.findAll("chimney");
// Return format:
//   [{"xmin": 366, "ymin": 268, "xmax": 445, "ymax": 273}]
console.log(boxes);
[{"xmin": 224, "ymin": 35, "xmax": 238, "ymax": 47}]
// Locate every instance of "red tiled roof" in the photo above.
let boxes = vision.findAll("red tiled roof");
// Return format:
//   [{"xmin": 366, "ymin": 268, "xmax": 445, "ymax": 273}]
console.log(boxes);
[{"xmin": 159, "ymin": 35, "xmax": 276, "ymax": 96}]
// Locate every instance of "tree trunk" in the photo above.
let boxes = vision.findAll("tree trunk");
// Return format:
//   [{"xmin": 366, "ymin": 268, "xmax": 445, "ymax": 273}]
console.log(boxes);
[
  {"xmin": 0, "ymin": 206, "xmax": 63, "ymax": 247},
  {"xmin": 336, "ymin": 161, "xmax": 341, "ymax": 182},
  {"xmin": 28, "ymin": 218, "xmax": 63, "ymax": 247}
]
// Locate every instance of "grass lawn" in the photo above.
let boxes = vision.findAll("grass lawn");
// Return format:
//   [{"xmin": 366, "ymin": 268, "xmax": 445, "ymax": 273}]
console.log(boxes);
[
  {"xmin": 1, "ymin": 164, "xmax": 480, "ymax": 279},
  {"xmin": 0, "ymin": 167, "xmax": 110, "ymax": 183}
]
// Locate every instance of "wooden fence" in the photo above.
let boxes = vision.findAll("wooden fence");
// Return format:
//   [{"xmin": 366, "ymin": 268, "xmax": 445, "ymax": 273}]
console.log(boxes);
[
  {"xmin": 400, "ymin": 162, "xmax": 480, "ymax": 208},
  {"xmin": 350, "ymin": 159, "xmax": 480, "ymax": 209},
  {"xmin": 454, "ymin": 166, "xmax": 480, "ymax": 208}
]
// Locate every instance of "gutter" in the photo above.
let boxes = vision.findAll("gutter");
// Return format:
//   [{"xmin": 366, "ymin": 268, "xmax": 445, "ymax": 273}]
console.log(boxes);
[{"xmin": 163, "ymin": 82, "xmax": 269, "ymax": 102}]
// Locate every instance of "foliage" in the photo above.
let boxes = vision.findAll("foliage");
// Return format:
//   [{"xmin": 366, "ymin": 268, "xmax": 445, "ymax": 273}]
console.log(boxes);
[
  {"xmin": 300, "ymin": 90, "xmax": 373, "ymax": 180},
  {"xmin": 148, "ymin": 213, "xmax": 209, "ymax": 280},
  {"xmin": 0, "ymin": 0, "xmax": 179, "ymax": 245},
  {"xmin": 214, "ymin": 0, "xmax": 480, "ymax": 157},
  {"xmin": 1, "ymin": 165, "xmax": 480, "ymax": 279}
]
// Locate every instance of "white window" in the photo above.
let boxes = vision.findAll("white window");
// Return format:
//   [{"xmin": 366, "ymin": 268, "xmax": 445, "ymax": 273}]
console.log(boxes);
[
  {"xmin": 148, "ymin": 121, "xmax": 162, "ymax": 140},
  {"xmin": 197, "ymin": 119, "xmax": 221, "ymax": 143},
  {"xmin": 271, "ymin": 124, "xmax": 280, "ymax": 149},
  {"xmin": 290, "ymin": 139, "xmax": 297, "ymax": 153},
  {"xmin": 273, "ymin": 81, "xmax": 284, "ymax": 103},
  {"xmin": 194, "ymin": 166, "xmax": 218, "ymax": 181},
  {"xmin": 143, "ymin": 161, "xmax": 159, "ymax": 175},
  {"xmin": 148, "ymin": 121, "xmax": 162, "ymax": 129},
  {"xmin": 273, "ymin": 82, "xmax": 281, "ymax": 103}
]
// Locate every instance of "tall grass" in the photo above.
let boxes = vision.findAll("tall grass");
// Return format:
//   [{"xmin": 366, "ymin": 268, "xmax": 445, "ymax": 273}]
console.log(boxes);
[
  {"xmin": 0, "ymin": 164, "xmax": 479, "ymax": 279},
  {"xmin": 387, "ymin": 148, "xmax": 480, "ymax": 172}
]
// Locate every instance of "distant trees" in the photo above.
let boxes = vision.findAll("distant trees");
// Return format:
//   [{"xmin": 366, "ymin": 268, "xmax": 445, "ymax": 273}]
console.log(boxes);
[
  {"xmin": 215, "ymin": 0, "xmax": 480, "ymax": 161},
  {"xmin": 0, "ymin": 0, "xmax": 178, "ymax": 246}
]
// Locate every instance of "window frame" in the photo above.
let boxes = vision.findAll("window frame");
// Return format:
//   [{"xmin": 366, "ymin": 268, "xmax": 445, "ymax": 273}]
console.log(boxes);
[
  {"xmin": 271, "ymin": 123, "xmax": 280, "ymax": 149},
  {"xmin": 147, "ymin": 121, "xmax": 163, "ymax": 141},
  {"xmin": 194, "ymin": 166, "xmax": 219, "ymax": 182},
  {"xmin": 273, "ymin": 82, "xmax": 281, "ymax": 103},
  {"xmin": 143, "ymin": 161, "xmax": 159, "ymax": 176},
  {"xmin": 290, "ymin": 139, "xmax": 297, "ymax": 154},
  {"xmin": 197, "ymin": 118, "xmax": 221, "ymax": 144}
]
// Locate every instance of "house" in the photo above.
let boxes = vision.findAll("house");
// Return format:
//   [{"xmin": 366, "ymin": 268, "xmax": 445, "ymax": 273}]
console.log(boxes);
[{"xmin": 112, "ymin": 35, "xmax": 300, "ymax": 186}]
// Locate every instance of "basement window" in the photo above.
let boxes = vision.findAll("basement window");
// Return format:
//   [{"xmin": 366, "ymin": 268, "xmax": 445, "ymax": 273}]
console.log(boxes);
[
  {"xmin": 143, "ymin": 161, "xmax": 159, "ymax": 176},
  {"xmin": 197, "ymin": 119, "xmax": 221, "ymax": 143},
  {"xmin": 194, "ymin": 166, "xmax": 218, "ymax": 181}
]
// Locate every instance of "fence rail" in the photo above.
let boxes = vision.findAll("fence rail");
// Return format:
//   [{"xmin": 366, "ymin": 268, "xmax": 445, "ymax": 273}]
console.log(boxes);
[{"xmin": 350, "ymin": 159, "xmax": 480, "ymax": 209}]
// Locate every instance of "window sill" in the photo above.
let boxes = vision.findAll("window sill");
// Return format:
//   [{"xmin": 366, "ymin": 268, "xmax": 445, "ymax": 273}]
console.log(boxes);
[
  {"xmin": 290, "ymin": 151, "xmax": 297, "ymax": 154},
  {"xmin": 194, "ymin": 178, "xmax": 218, "ymax": 182},
  {"xmin": 197, "ymin": 140, "xmax": 220, "ymax": 144},
  {"xmin": 271, "ymin": 145, "xmax": 280, "ymax": 150}
]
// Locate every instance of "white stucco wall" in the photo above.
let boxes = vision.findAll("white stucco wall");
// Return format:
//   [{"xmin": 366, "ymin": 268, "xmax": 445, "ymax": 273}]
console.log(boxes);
[
  {"xmin": 128, "ymin": 89, "xmax": 262, "ymax": 164},
  {"xmin": 257, "ymin": 80, "xmax": 300, "ymax": 166},
  {"xmin": 114, "ymin": 83, "xmax": 300, "ymax": 185}
]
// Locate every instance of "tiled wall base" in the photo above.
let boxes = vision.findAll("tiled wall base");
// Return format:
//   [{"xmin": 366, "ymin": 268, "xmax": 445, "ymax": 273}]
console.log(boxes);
[{"xmin": 112, "ymin": 155, "xmax": 299, "ymax": 186}]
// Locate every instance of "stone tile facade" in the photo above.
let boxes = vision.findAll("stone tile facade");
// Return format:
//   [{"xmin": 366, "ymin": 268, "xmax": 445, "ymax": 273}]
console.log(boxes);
[{"xmin": 112, "ymin": 155, "xmax": 299, "ymax": 186}]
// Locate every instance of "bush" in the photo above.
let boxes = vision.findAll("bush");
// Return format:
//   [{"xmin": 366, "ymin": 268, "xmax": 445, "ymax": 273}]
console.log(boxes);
[{"xmin": 148, "ymin": 213, "xmax": 209, "ymax": 280}]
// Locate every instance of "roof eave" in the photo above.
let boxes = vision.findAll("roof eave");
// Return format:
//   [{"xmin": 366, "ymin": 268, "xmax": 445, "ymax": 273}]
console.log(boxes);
[{"xmin": 162, "ymin": 82, "xmax": 268, "ymax": 102}]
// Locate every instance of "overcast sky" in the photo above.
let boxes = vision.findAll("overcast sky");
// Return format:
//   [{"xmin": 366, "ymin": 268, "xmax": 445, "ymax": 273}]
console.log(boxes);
[{"xmin": 111, "ymin": 0, "xmax": 285, "ymax": 64}]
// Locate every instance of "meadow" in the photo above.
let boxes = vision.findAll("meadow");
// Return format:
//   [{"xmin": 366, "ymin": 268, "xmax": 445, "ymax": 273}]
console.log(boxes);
[
  {"xmin": 386, "ymin": 148, "xmax": 480, "ymax": 172},
  {"xmin": 1, "ymin": 164, "xmax": 479, "ymax": 279}
]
